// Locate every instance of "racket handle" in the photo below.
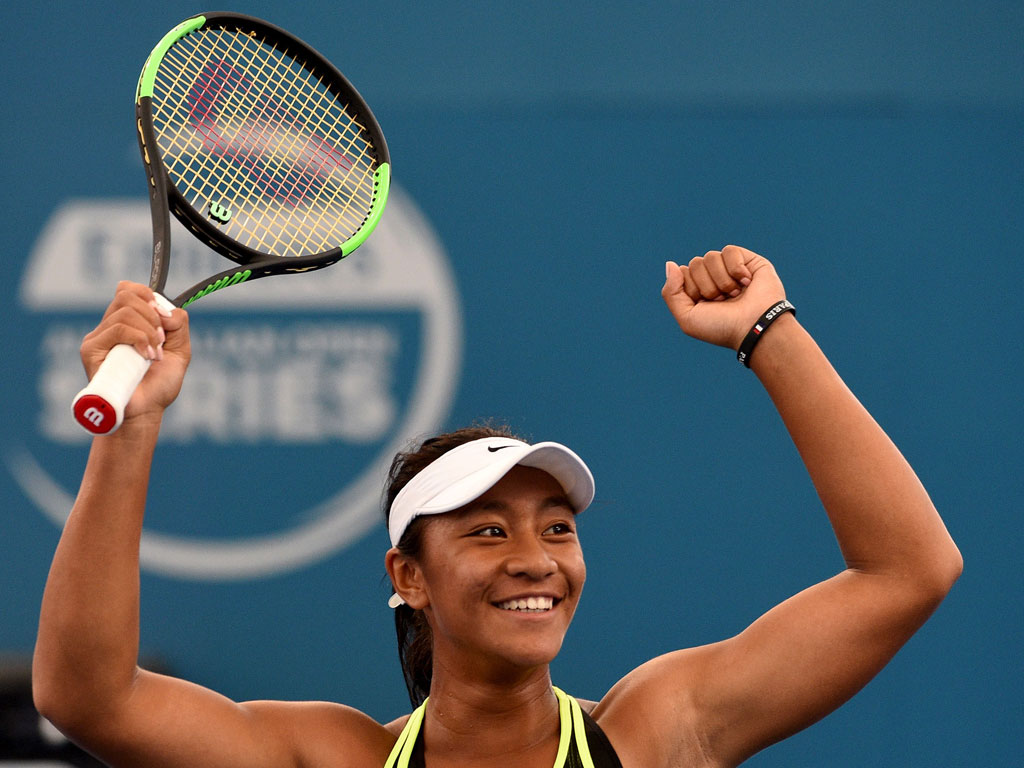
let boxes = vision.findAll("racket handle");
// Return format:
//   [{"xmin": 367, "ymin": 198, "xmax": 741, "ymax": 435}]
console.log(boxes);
[
  {"xmin": 71, "ymin": 292, "xmax": 175, "ymax": 435},
  {"xmin": 71, "ymin": 345, "xmax": 151, "ymax": 434}
]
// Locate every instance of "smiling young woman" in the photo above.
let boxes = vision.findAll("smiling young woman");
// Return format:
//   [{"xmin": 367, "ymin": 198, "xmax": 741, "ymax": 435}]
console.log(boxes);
[{"xmin": 33, "ymin": 246, "xmax": 961, "ymax": 768}]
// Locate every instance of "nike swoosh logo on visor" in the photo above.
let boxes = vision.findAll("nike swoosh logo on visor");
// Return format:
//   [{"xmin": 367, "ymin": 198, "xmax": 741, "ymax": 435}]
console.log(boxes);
[{"xmin": 487, "ymin": 445, "xmax": 517, "ymax": 452}]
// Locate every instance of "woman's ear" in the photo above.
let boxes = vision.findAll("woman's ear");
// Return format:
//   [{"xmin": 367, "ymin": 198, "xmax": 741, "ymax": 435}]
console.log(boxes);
[{"xmin": 385, "ymin": 548, "xmax": 429, "ymax": 610}]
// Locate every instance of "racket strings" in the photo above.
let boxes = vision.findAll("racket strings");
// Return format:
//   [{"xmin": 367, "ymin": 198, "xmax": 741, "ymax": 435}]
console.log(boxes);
[
  {"xmin": 164, "ymin": 30, "xmax": 376, "ymax": 254},
  {"xmin": 182, "ymin": 33, "xmax": 339, "ymax": 251},
  {"xmin": 166, "ymin": 31, "xmax": 376, "ymax": 228},
  {"xmin": 151, "ymin": 26, "xmax": 379, "ymax": 258},
  {"xmin": 200, "ymin": 34, "xmax": 366, "ymax": 222},
  {"xmin": 190, "ymin": 33, "xmax": 353, "ymax": 251}
]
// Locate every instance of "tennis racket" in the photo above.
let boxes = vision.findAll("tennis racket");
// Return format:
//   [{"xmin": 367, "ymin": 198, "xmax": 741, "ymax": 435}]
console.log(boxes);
[{"xmin": 72, "ymin": 12, "xmax": 390, "ymax": 435}]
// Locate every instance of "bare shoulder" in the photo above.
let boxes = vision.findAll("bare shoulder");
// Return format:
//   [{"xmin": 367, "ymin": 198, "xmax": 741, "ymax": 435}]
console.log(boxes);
[
  {"xmin": 590, "ymin": 645, "xmax": 723, "ymax": 768},
  {"xmin": 575, "ymin": 697, "xmax": 599, "ymax": 714},
  {"xmin": 243, "ymin": 699, "xmax": 401, "ymax": 767},
  {"xmin": 382, "ymin": 711, "xmax": 413, "ymax": 736}
]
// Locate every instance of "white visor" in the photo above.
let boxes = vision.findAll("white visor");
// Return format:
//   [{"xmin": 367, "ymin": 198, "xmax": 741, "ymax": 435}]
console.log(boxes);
[{"xmin": 387, "ymin": 437, "xmax": 595, "ymax": 548}]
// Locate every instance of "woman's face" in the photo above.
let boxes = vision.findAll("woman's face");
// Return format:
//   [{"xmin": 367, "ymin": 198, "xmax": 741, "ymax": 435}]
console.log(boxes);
[{"xmin": 412, "ymin": 465, "xmax": 587, "ymax": 674}]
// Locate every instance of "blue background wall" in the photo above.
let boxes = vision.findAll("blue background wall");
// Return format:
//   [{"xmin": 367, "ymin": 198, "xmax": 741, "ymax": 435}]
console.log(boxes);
[{"xmin": 2, "ymin": 2, "xmax": 1021, "ymax": 764}]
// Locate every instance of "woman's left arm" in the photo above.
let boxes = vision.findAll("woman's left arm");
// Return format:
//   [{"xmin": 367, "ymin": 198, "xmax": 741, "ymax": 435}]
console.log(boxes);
[{"xmin": 599, "ymin": 246, "xmax": 962, "ymax": 767}]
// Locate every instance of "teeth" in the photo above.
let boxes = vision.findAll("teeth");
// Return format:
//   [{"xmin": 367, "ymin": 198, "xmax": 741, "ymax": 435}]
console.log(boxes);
[{"xmin": 498, "ymin": 597, "xmax": 554, "ymax": 612}]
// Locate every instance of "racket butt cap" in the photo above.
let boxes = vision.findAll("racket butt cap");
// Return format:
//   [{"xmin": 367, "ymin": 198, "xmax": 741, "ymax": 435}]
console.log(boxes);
[{"xmin": 72, "ymin": 394, "xmax": 121, "ymax": 435}]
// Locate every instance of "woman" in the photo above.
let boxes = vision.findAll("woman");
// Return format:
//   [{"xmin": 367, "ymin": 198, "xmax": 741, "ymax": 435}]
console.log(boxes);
[{"xmin": 33, "ymin": 245, "xmax": 962, "ymax": 767}]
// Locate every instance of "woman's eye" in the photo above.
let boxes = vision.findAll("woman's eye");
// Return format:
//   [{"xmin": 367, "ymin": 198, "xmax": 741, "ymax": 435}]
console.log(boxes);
[
  {"xmin": 545, "ymin": 522, "xmax": 574, "ymax": 535},
  {"xmin": 472, "ymin": 526, "xmax": 506, "ymax": 537}
]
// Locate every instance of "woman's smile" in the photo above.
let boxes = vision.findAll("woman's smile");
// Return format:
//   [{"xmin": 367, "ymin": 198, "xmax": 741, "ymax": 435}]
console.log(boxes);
[{"xmin": 494, "ymin": 595, "xmax": 558, "ymax": 612}]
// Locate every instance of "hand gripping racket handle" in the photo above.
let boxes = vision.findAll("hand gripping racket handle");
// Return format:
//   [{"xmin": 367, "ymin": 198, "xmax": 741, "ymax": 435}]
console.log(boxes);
[{"xmin": 71, "ymin": 293, "xmax": 176, "ymax": 435}]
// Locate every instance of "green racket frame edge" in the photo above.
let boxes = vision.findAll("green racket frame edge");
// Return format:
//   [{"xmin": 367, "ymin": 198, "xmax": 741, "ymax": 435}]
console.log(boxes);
[{"xmin": 136, "ymin": 15, "xmax": 206, "ymax": 101}]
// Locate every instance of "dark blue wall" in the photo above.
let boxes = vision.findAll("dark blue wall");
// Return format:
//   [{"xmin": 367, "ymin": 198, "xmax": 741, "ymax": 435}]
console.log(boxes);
[{"xmin": 2, "ymin": 2, "xmax": 1020, "ymax": 764}]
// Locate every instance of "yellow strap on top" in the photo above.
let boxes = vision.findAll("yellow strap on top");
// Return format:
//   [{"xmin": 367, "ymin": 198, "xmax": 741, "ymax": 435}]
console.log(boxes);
[
  {"xmin": 383, "ymin": 698, "xmax": 428, "ymax": 768},
  {"xmin": 563, "ymin": 689, "xmax": 597, "ymax": 768},
  {"xmin": 384, "ymin": 688, "xmax": 583, "ymax": 768},
  {"xmin": 551, "ymin": 686, "xmax": 574, "ymax": 767}
]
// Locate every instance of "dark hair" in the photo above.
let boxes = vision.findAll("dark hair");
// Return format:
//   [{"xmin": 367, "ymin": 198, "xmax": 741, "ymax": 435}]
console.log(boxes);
[{"xmin": 384, "ymin": 424, "xmax": 522, "ymax": 707}]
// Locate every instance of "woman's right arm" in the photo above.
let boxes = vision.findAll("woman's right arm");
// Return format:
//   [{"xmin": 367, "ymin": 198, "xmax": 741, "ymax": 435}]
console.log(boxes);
[{"xmin": 32, "ymin": 283, "xmax": 392, "ymax": 768}]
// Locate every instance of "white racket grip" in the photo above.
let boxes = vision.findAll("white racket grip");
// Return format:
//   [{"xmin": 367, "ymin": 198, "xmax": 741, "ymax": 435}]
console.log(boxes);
[
  {"xmin": 71, "ymin": 344, "xmax": 152, "ymax": 435},
  {"xmin": 70, "ymin": 292, "xmax": 175, "ymax": 435}
]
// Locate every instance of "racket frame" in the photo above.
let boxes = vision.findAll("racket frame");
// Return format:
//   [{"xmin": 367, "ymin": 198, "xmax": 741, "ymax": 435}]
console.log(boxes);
[
  {"xmin": 71, "ymin": 12, "xmax": 390, "ymax": 434},
  {"xmin": 136, "ymin": 11, "xmax": 391, "ymax": 308}
]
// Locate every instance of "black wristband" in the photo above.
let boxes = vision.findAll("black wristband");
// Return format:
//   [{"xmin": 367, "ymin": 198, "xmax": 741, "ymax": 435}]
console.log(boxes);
[{"xmin": 736, "ymin": 300, "xmax": 795, "ymax": 367}]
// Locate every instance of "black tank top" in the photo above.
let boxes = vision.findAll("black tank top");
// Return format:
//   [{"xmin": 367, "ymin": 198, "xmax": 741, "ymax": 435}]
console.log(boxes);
[{"xmin": 383, "ymin": 686, "xmax": 623, "ymax": 768}]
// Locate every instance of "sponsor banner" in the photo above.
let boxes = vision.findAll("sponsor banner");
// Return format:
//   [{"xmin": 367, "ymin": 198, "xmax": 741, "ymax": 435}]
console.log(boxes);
[{"xmin": 8, "ymin": 185, "xmax": 461, "ymax": 580}]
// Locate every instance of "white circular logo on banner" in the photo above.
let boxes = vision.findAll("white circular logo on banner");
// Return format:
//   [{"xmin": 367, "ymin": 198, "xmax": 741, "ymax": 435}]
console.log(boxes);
[{"xmin": 9, "ymin": 185, "xmax": 461, "ymax": 580}]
